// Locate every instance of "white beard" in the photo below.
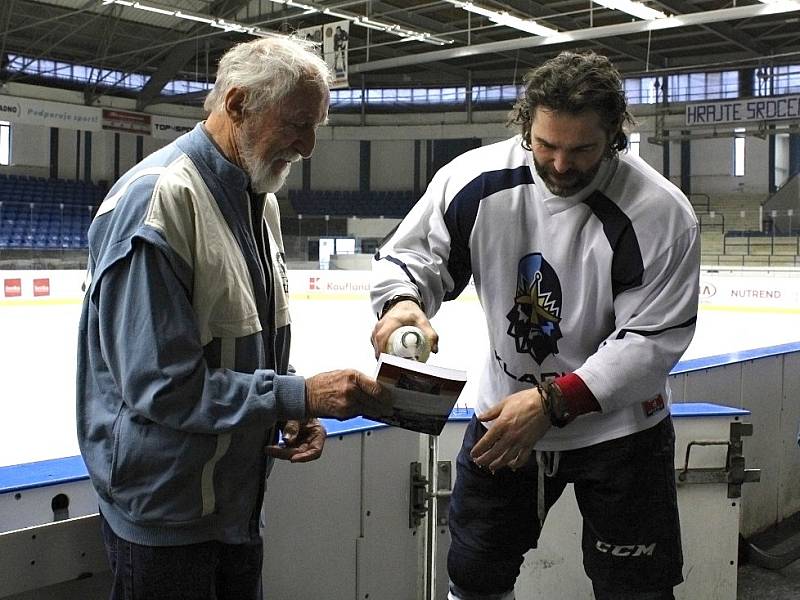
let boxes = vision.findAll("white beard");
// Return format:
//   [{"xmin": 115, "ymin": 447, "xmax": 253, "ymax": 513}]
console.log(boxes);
[
  {"xmin": 244, "ymin": 152, "xmax": 290, "ymax": 194},
  {"xmin": 237, "ymin": 125, "xmax": 298, "ymax": 194}
]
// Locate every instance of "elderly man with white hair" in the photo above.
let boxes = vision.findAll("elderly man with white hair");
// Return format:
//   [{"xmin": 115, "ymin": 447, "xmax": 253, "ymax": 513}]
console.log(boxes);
[{"xmin": 77, "ymin": 36, "xmax": 390, "ymax": 600}]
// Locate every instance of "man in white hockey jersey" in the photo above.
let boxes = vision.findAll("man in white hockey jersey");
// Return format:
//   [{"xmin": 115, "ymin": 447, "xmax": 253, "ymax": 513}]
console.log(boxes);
[{"xmin": 370, "ymin": 51, "xmax": 699, "ymax": 600}]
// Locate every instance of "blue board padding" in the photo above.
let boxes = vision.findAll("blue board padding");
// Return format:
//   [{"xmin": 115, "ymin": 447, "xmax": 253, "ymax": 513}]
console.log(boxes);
[
  {"xmin": 1, "ymin": 404, "xmax": 747, "ymax": 494},
  {"xmin": 5, "ymin": 338, "xmax": 795, "ymax": 494},
  {"xmin": 439, "ymin": 404, "xmax": 749, "ymax": 419},
  {"xmin": 321, "ymin": 407, "xmax": 475, "ymax": 436},
  {"xmin": 320, "ymin": 416, "xmax": 387, "ymax": 436},
  {"xmin": 671, "ymin": 402, "xmax": 749, "ymax": 418},
  {"xmin": 7, "ymin": 335, "xmax": 778, "ymax": 494},
  {"xmin": 0, "ymin": 455, "xmax": 88, "ymax": 495},
  {"xmin": 672, "ymin": 341, "xmax": 800, "ymax": 373}
]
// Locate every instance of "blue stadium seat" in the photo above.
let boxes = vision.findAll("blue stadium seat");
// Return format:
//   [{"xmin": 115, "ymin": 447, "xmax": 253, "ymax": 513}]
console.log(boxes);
[{"xmin": 289, "ymin": 189, "xmax": 417, "ymax": 219}]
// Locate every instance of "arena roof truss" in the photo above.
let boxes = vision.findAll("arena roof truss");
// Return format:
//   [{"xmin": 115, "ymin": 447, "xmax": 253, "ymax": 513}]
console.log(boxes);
[{"xmin": 0, "ymin": 0, "xmax": 799, "ymax": 109}]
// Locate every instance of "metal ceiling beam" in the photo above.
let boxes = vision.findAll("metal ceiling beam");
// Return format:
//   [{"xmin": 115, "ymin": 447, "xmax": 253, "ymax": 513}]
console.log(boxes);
[
  {"xmin": 657, "ymin": 0, "xmax": 771, "ymax": 56},
  {"xmin": 4, "ymin": 0, "xmax": 94, "ymax": 38},
  {"xmin": 371, "ymin": 0, "xmax": 452, "ymax": 33},
  {"xmin": 3, "ymin": 0, "xmax": 170, "ymax": 82},
  {"xmin": 7, "ymin": 0, "xmax": 103, "ymax": 86},
  {"xmin": 357, "ymin": 1, "xmax": 473, "ymax": 81},
  {"xmin": 225, "ymin": 1, "xmax": 473, "ymax": 82},
  {"xmin": 371, "ymin": 0, "xmax": 570, "ymax": 81},
  {"xmin": 503, "ymin": 0, "xmax": 666, "ymax": 69},
  {"xmin": 84, "ymin": 4, "xmax": 126, "ymax": 104},
  {"xmin": 355, "ymin": 48, "xmax": 468, "ymax": 80},
  {"xmin": 350, "ymin": 2, "xmax": 800, "ymax": 74},
  {"xmin": 0, "ymin": 0, "xmax": 15, "ymax": 73},
  {"xmin": 438, "ymin": 0, "xmax": 581, "ymax": 79},
  {"xmin": 135, "ymin": 0, "xmax": 252, "ymax": 110}
]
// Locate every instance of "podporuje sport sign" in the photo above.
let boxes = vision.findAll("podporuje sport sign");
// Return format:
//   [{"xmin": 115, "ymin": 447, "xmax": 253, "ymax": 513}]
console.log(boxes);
[
  {"xmin": 0, "ymin": 93, "xmax": 197, "ymax": 139},
  {"xmin": 686, "ymin": 95, "xmax": 800, "ymax": 126},
  {"xmin": 0, "ymin": 94, "xmax": 101, "ymax": 131}
]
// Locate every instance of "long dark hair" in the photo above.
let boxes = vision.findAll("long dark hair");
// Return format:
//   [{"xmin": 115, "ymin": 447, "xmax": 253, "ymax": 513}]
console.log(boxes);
[{"xmin": 508, "ymin": 51, "xmax": 635, "ymax": 157}]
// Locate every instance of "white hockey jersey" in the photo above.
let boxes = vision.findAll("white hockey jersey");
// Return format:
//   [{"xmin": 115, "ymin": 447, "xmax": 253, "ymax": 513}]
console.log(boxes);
[{"xmin": 371, "ymin": 135, "xmax": 700, "ymax": 450}]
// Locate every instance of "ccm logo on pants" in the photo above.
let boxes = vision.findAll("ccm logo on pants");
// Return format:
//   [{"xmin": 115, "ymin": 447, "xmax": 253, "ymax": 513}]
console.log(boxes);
[{"xmin": 595, "ymin": 541, "xmax": 657, "ymax": 557}]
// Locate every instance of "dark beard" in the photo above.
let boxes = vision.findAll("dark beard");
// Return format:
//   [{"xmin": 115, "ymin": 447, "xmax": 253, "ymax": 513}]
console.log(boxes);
[{"xmin": 533, "ymin": 156, "xmax": 602, "ymax": 197}]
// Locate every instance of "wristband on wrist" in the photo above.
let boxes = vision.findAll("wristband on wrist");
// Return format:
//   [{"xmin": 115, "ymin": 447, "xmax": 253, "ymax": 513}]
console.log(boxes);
[
  {"xmin": 537, "ymin": 380, "xmax": 573, "ymax": 428},
  {"xmin": 379, "ymin": 294, "xmax": 424, "ymax": 319}
]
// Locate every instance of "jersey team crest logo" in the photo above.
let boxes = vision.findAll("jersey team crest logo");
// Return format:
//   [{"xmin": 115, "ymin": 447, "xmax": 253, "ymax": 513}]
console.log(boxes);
[{"xmin": 506, "ymin": 253, "xmax": 563, "ymax": 365}]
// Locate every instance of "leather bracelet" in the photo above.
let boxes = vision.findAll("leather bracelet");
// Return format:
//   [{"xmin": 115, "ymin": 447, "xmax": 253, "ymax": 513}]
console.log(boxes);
[
  {"xmin": 537, "ymin": 380, "xmax": 572, "ymax": 428},
  {"xmin": 379, "ymin": 294, "xmax": 424, "ymax": 319}
]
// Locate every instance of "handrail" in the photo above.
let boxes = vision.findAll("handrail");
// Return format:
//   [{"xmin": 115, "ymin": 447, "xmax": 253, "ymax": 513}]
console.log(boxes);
[{"xmin": 689, "ymin": 192, "xmax": 711, "ymax": 214}]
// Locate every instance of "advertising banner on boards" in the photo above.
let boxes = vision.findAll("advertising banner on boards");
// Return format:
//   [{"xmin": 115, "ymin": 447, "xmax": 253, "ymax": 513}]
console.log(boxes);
[
  {"xmin": 0, "ymin": 94, "xmax": 101, "ymax": 131},
  {"xmin": 151, "ymin": 114, "xmax": 199, "ymax": 140},
  {"xmin": 0, "ymin": 93, "xmax": 199, "ymax": 139},
  {"xmin": 102, "ymin": 109, "xmax": 151, "ymax": 134}
]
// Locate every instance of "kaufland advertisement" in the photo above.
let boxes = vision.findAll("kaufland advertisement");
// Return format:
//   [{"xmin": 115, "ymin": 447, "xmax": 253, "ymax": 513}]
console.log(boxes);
[{"xmin": 2, "ymin": 269, "xmax": 799, "ymax": 313}]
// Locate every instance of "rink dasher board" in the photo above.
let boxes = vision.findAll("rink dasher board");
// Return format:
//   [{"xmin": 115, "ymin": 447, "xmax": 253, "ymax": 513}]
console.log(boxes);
[
  {"xmin": 429, "ymin": 405, "xmax": 749, "ymax": 600},
  {"xmin": 0, "ymin": 404, "xmax": 751, "ymax": 600},
  {"xmin": 4, "ymin": 266, "xmax": 800, "ymax": 308}
]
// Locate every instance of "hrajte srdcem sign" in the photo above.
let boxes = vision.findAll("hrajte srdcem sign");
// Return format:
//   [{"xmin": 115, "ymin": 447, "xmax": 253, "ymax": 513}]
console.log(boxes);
[{"xmin": 686, "ymin": 95, "xmax": 800, "ymax": 127}]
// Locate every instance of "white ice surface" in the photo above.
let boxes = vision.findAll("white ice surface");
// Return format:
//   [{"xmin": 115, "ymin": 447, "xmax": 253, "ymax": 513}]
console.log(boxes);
[{"xmin": 2, "ymin": 290, "xmax": 799, "ymax": 468}]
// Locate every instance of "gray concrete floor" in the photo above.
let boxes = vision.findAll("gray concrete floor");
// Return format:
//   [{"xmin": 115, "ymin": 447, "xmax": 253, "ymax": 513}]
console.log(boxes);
[
  {"xmin": 738, "ymin": 560, "xmax": 800, "ymax": 600},
  {"xmin": 737, "ymin": 512, "xmax": 800, "ymax": 599}
]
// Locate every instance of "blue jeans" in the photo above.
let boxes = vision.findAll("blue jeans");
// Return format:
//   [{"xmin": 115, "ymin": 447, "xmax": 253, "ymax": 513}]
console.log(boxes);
[{"xmin": 101, "ymin": 514, "xmax": 263, "ymax": 600}]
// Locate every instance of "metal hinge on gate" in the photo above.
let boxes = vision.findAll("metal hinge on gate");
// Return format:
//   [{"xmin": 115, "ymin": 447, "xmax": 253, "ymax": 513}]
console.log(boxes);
[
  {"xmin": 409, "ymin": 461, "xmax": 452, "ymax": 528},
  {"xmin": 676, "ymin": 421, "xmax": 761, "ymax": 498}
]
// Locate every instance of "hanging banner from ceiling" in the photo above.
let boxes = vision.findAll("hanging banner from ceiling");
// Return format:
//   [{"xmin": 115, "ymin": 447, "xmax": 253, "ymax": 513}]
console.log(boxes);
[
  {"xmin": 298, "ymin": 20, "xmax": 349, "ymax": 89},
  {"xmin": 0, "ymin": 94, "xmax": 101, "ymax": 131},
  {"xmin": 325, "ymin": 20, "xmax": 349, "ymax": 89},
  {"xmin": 297, "ymin": 25, "xmax": 325, "ymax": 63}
]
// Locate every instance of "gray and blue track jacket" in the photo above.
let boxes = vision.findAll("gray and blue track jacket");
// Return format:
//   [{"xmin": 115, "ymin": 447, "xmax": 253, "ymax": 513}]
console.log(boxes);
[{"xmin": 77, "ymin": 123, "xmax": 306, "ymax": 546}]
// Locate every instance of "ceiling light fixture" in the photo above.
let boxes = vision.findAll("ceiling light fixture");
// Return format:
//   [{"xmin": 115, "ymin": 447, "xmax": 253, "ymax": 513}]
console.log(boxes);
[
  {"xmin": 210, "ymin": 19, "xmax": 246, "ymax": 33},
  {"xmin": 489, "ymin": 11, "xmax": 558, "ymax": 36},
  {"xmin": 357, "ymin": 18, "xmax": 387, "ymax": 32},
  {"xmin": 593, "ymin": 0, "xmax": 666, "ymax": 21},
  {"xmin": 100, "ymin": 0, "xmax": 281, "ymax": 38},
  {"xmin": 100, "ymin": 0, "xmax": 451, "ymax": 45},
  {"xmin": 349, "ymin": 17, "xmax": 450, "ymax": 45},
  {"xmin": 267, "ymin": 0, "xmax": 452, "ymax": 45},
  {"xmin": 132, "ymin": 2, "xmax": 174, "ymax": 16},
  {"xmin": 353, "ymin": 0, "xmax": 800, "ymax": 74},
  {"xmin": 174, "ymin": 11, "xmax": 215, "ymax": 25},
  {"xmin": 756, "ymin": 0, "xmax": 800, "ymax": 7},
  {"xmin": 323, "ymin": 8, "xmax": 352, "ymax": 20},
  {"xmin": 445, "ymin": 0, "xmax": 557, "ymax": 37}
]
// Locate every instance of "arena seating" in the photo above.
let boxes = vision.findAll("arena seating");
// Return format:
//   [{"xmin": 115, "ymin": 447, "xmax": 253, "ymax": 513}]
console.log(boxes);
[
  {"xmin": 288, "ymin": 190, "xmax": 417, "ymax": 218},
  {"xmin": 0, "ymin": 174, "xmax": 105, "ymax": 250},
  {"xmin": 2, "ymin": 181, "xmax": 419, "ymax": 250},
  {"xmin": 693, "ymin": 189, "xmax": 800, "ymax": 267}
]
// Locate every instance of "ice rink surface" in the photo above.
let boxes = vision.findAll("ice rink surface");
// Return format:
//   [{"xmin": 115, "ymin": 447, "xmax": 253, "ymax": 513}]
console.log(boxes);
[{"xmin": 2, "ymin": 274, "xmax": 800, "ymax": 468}]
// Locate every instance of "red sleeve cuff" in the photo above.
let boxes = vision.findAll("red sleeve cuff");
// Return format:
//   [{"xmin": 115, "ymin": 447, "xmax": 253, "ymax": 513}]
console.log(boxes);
[{"xmin": 554, "ymin": 373, "xmax": 600, "ymax": 417}]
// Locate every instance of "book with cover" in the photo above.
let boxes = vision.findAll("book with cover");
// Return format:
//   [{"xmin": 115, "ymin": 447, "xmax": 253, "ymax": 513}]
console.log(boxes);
[{"xmin": 374, "ymin": 353, "xmax": 467, "ymax": 435}]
